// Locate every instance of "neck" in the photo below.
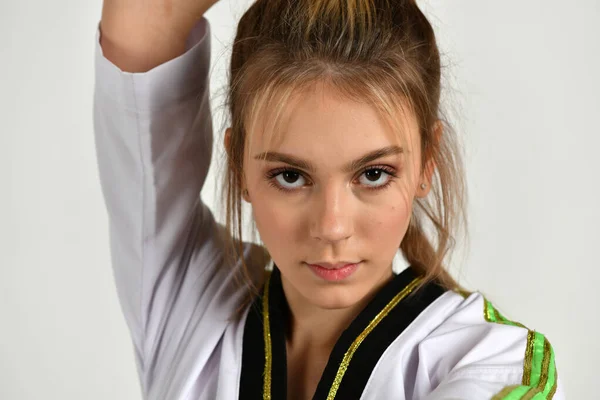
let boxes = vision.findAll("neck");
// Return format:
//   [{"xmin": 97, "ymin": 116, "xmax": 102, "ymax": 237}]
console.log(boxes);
[
  {"xmin": 286, "ymin": 297, "xmax": 362, "ymax": 351},
  {"xmin": 281, "ymin": 271, "xmax": 393, "ymax": 351}
]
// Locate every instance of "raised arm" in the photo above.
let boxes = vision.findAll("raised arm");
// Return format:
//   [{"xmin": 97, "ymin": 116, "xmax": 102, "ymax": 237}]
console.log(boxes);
[
  {"xmin": 93, "ymin": 2, "xmax": 261, "ymax": 398},
  {"xmin": 99, "ymin": 0, "xmax": 219, "ymax": 73}
]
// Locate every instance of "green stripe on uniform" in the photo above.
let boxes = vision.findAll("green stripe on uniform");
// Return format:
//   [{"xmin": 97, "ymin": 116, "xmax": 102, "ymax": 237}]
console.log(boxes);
[
  {"xmin": 490, "ymin": 334, "xmax": 558, "ymax": 399},
  {"xmin": 485, "ymin": 298, "xmax": 558, "ymax": 399},
  {"xmin": 484, "ymin": 299, "xmax": 525, "ymax": 328}
]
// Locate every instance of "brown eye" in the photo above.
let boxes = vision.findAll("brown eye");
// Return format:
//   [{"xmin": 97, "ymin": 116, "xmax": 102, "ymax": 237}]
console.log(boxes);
[
  {"xmin": 266, "ymin": 168, "xmax": 307, "ymax": 192},
  {"xmin": 356, "ymin": 165, "xmax": 398, "ymax": 191},
  {"xmin": 364, "ymin": 169, "xmax": 383, "ymax": 182},
  {"xmin": 280, "ymin": 171, "xmax": 301, "ymax": 184}
]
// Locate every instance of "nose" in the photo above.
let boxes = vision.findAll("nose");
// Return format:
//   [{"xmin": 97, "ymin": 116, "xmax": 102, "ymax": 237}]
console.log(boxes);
[{"xmin": 309, "ymin": 183, "xmax": 354, "ymax": 243}]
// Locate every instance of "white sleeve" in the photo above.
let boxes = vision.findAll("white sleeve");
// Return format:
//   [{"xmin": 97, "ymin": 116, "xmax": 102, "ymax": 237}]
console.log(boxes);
[
  {"xmin": 417, "ymin": 293, "xmax": 565, "ymax": 400},
  {"xmin": 93, "ymin": 17, "xmax": 259, "ymax": 399},
  {"xmin": 422, "ymin": 368, "xmax": 566, "ymax": 400}
]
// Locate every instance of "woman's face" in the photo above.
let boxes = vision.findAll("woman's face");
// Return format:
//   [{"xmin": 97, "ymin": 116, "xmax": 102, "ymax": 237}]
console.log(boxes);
[{"xmin": 232, "ymin": 83, "xmax": 432, "ymax": 310}]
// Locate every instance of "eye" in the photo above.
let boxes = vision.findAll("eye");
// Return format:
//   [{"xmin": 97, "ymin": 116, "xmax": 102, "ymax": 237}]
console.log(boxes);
[
  {"xmin": 266, "ymin": 168, "xmax": 308, "ymax": 192},
  {"xmin": 356, "ymin": 166, "xmax": 397, "ymax": 190}
]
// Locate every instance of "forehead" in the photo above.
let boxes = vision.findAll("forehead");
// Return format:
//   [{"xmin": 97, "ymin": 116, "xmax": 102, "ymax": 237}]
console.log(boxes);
[{"xmin": 245, "ymin": 82, "xmax": 421, "ymax": 163}]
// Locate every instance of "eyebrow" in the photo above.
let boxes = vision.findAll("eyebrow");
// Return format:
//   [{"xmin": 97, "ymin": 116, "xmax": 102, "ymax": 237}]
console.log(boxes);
[{"xmin": 253, "ymin": 145, "xmax": 404, "ymax": 173}]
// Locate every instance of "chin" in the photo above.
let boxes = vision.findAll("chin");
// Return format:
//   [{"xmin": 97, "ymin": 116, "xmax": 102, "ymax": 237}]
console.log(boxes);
[{"xmin": 302, "ymin": 283, "xmax": 370, "ymax": 310}]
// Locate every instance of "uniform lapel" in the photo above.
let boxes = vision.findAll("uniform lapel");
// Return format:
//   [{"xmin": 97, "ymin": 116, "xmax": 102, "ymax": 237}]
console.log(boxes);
[{"xmin": 240, "ymin": 265, "xmax": 446, "ymax": 400}]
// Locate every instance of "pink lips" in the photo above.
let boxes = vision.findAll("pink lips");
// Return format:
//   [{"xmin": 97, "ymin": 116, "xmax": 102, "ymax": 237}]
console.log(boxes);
[{"xmin": 306, "ymin": 261, "xmax": 361, "ymax": 281}]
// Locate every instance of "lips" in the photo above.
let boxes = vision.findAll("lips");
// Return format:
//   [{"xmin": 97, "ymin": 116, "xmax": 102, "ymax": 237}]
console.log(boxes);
[
  {"xmin": 305, "ymin": 261, "xmax": 362, "ymax": 281},
  {"xmin": 307, "ymin": 261, "xmax": 362, "ymax": 270}
]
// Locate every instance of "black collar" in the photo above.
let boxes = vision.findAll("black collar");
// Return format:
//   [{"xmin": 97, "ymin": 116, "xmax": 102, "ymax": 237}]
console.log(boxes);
[{"xmin": 240, "ymin": 265, "xmax": 446, "ymax": 400}]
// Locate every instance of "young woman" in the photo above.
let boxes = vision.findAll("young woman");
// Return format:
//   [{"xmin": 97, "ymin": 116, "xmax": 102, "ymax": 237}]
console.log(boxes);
[{"xmin": 94, "ymin": 0, "xmax": 564, "ymax": 399}]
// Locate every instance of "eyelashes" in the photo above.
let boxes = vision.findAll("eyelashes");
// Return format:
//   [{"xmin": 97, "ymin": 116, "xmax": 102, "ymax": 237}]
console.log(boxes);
[{"xmin": 264, "ymin": 165, "xmax": 399, "ymax": 193}]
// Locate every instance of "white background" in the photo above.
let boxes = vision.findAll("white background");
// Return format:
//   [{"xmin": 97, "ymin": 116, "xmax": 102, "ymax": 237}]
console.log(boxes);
[{"xmin": 1, "ymin": 0, "xmax": 598, "ymax": 398}]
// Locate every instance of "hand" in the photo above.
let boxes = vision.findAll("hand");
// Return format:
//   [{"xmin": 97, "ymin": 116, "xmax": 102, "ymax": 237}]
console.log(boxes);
[{"xmin": 100, "ymin": 0, "xmax": 220, "ymax": 72}]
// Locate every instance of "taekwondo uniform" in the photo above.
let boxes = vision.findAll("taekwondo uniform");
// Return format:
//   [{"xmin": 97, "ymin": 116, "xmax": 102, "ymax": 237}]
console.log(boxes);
[{"xmin": 93, "ymin": 15, "xmax": 565, "ymax": 400}]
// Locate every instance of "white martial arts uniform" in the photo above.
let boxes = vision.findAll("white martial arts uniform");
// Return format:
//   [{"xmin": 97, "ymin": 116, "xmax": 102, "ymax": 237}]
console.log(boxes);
[{"xmin": 93, "ymin": 16, "xmax": 566, "ymax": 400}]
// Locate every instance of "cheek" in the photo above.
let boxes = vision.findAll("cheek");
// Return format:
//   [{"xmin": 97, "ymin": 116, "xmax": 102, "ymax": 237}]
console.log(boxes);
[
  {"xmin": 245, "ymin": 168, "xmax": 289, "ymax": 238},
  {"xmin": 362, "ymin": 196, "xmax": 413, "ymax": 251},
  {"xmin": 251, "ymin": 194, "xmax": 299, "ymax": 247}
]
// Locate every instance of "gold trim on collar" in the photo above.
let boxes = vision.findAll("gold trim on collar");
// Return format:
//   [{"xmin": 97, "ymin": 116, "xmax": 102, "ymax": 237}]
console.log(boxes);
[
  {"xmin": 261, "ymin": 273, "xmax": 423, "ymax": 400},
  {"xmin": 325, "ymin": 276, "xmax": 423, "ymax": 399},
  {"xmin": 262, "ymin": 272, "xmax": 273, "ymax": 400}
]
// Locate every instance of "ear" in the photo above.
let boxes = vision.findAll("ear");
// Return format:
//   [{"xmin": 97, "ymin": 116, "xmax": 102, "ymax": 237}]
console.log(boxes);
[{"xmin": 417, "ymin": 120, "xmax": 442, "ymax": 198}]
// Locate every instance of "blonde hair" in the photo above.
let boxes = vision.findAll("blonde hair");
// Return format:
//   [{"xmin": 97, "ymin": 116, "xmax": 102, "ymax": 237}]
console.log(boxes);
[{"xmin": 218, "ymin": 0, "xmax": 469, "ymax": 299}]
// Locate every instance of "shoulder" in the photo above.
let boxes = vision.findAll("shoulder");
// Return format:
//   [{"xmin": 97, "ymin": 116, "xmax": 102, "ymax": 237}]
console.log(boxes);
[{"xmin": 417, "ymin": 289, "xmax": 561, "ymax": 398}]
